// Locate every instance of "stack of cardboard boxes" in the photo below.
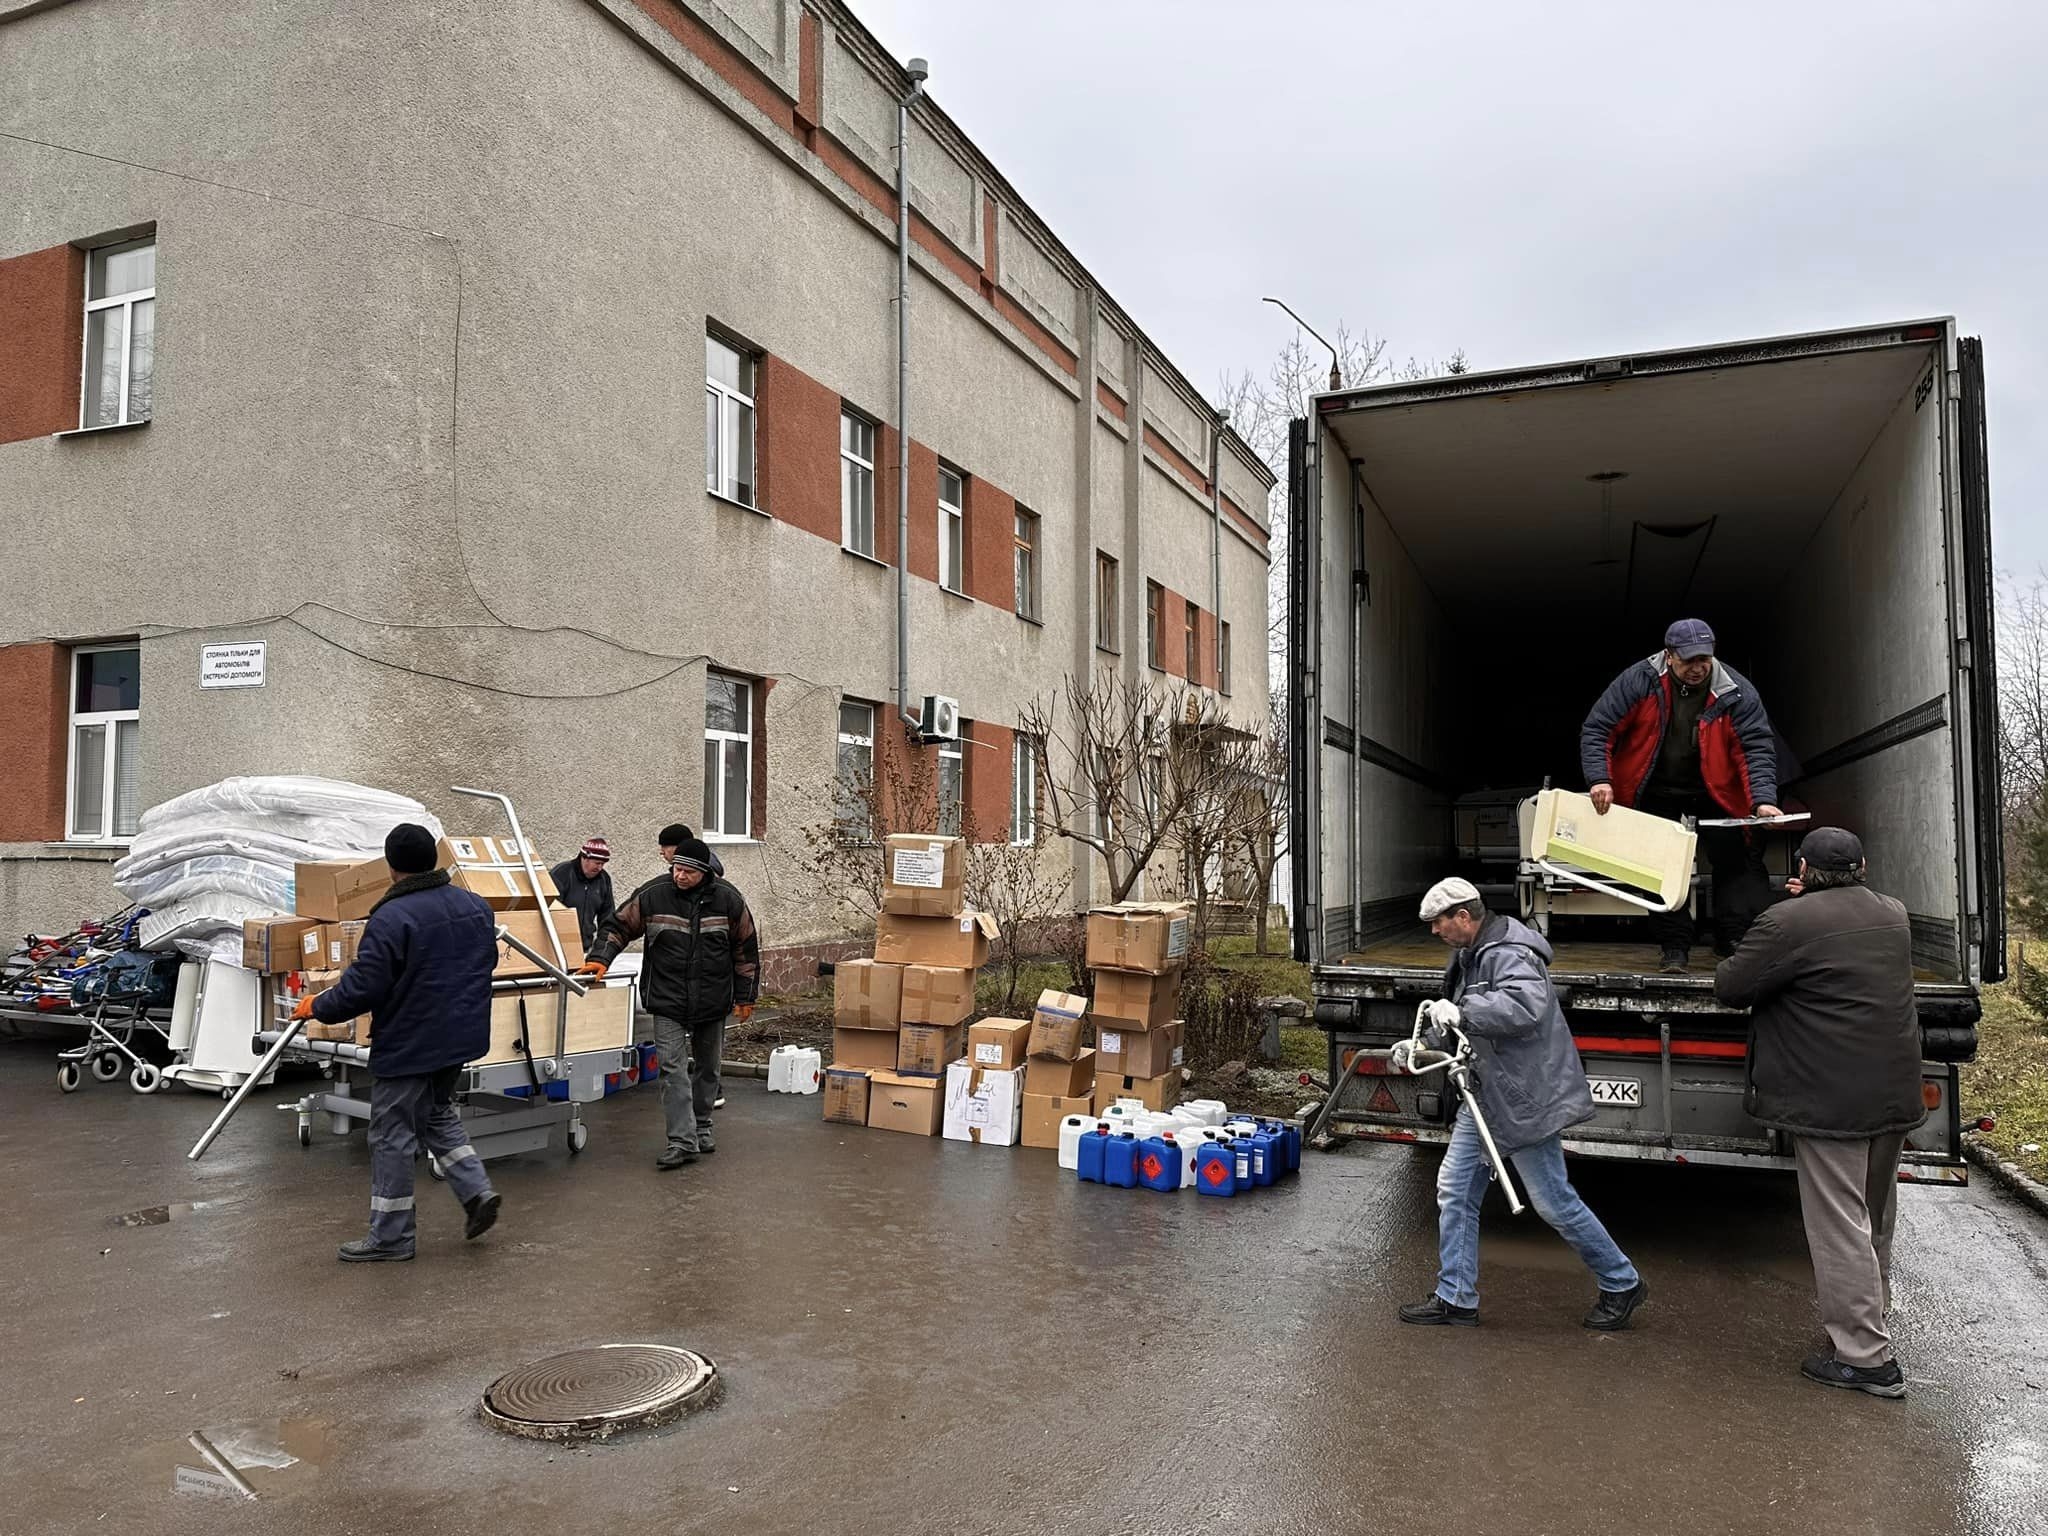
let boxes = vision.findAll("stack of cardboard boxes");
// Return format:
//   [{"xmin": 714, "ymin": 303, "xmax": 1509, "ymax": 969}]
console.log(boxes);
[
  {"xmin": 238, "ymin": 832, "xmax": 627, "ymax": 1056},
  {"xmin": 822, "ymin": 835, "xmax": 1002, "ymax": 1137}
]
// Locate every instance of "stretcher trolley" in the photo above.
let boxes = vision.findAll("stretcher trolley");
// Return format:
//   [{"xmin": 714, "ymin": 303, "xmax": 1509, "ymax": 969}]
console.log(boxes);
[{"xmin": 187, "ymin": 787, "xmax": 636, "ymax": 1168}]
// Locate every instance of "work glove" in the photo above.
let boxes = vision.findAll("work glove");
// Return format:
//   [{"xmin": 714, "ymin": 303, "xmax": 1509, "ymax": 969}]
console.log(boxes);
[
  {"xmin": 291, "ymin": 995, "xmax": 316, "ymax": 1022},
  {"xmin": 1388, "ymin": 1039, "xmax": 1417, "ymax": 1075},
  {"xmin": 1424, "ymin": 999, "xmax": 1461, "ymax": 1032},
  {"xmin": 572, "ymin": 960, "xmax": 608, "ymax": 979},
  {"xmin": 734, "ymin": 1003, "xmax": 755, "ymax": 1023}
]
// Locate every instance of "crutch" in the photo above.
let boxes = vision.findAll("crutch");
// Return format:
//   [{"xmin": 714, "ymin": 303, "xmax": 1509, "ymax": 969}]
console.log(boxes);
[{"xmin": 1392, "ymin": 1003, "xmax": 1525, "ymax": 1215}]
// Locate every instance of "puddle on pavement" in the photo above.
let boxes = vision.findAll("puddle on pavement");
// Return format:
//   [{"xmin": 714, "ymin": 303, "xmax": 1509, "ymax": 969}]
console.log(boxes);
[
  {"xmin": 148, "ymin": 1418, "xmax": 334, "ymax": 1502},
  {"xmin": 110, "ymin": 1198, "xmax": 234, "ymax": 1228}
]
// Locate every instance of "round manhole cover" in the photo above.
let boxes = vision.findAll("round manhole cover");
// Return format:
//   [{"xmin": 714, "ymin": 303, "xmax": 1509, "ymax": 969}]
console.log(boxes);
[{"xmin": 481, "ymin": 1345, "xmax": 719, "ymax": 1440}]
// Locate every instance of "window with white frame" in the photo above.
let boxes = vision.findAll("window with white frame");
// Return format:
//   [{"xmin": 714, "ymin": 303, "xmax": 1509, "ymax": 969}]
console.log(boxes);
[
  {"xmin": 1145, "ymin": 581, "xmax": 1163, "ymax": 670},
  {"xmin": 1185, "ymin": 600, "xmax": 1201, "ymax": 680},
  {"xmin": 67, "ymin": 645, "xmax": 141, "ymax": 842},
  {"xmin": 1220, "ymin": 620, "xmax": 1233, "ymax": 695},
  {"xmin": 1095, "ymin": 552, "xmax": 1120, "ymax": 653},
  {"xmin": 937, "ymin": 735, "xmax": 964, "ymax": 837},
  {"xmin": 703, "ymin": 671, "xmax": 753, "ymax": 839},
  {"xmin": 82, "ymin": 238, "xmax": 155, "ymax": 429},
  {"xmin": 1013, "ymin": 507, "xmax": 1040, "ymax": 621},
  {"xmin": 835, "ymin": 699, "xmax": 876, "ymax": 839},
  {"xmin": 841, "ymin": 410, "xmax": 876, "ymax": 556},
  {"xmin": 704, "ymin": 332, "xmax": 756, "ymax": 507},
  {"xmin": 938, "ymin": 466, "xmax": 965, "ymax": 593},
  {"xmin": 1011, "ymin": 732, "xmax": 1040, "ymax": 845}
]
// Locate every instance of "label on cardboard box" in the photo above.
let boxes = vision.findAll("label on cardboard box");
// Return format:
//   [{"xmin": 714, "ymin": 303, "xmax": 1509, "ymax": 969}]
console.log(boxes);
[
  {"xmin": 891, "ymin": 843, "xmax": 947, "ymax": 889},
  {"xmin": 1098, "ymin": 1028, "xmax": 1124, "ymax": 1056},
  {"xmin": 966, "ymin": 1018, "xmax": 1031, "ymax": 1071}
]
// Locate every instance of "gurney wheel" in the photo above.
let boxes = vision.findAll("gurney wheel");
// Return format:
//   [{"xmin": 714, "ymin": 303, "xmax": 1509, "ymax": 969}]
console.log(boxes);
[
  {"xmin": 567, "ymin": 1122, "xmax": 588, "ymax": 1155},
  {"xmin": 129, "ymin": 1062, "xmax": 162, "ymax": 1095},
  {"xmin": 91, "ymin": 1052, "xmax": 124, "ymax": 1082},
  {"xmin": 57, "ymin": 1062, "xmax": 81, "ymax": 1093},
  {"xmin": 298, "ymin": 1121, "xmax": 313, "ymax": 1148}
]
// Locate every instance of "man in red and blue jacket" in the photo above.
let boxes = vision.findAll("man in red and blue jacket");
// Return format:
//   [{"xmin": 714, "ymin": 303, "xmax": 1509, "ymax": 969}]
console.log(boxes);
[{"xmin": 1579, "ymin": 618, "xmax": 1783, "ymax": 972}]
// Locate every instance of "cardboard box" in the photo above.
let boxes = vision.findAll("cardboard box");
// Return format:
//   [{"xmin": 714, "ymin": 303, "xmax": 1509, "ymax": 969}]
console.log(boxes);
[
  {"xmin": 451, "ymin": 862, "xmax": 558, "ymax": 911},
  {"xmin": 1025, "ymin": 1047, "xmax": 1095, "ymax": 1100},
  {"xmin": 1096, "ymin": 1019, "xmax": 1184, "ymax": 1080},
  {"xmin": 1090, "ymin": 967, "xmax": 1179, "ymax": 1031},
  {"xmin": 821, "ymin": 1068, "xmax": 871, "ymax": 1127},
  {"xmin": 867, "ymin": 1070, "xmax": 944, "ymax": 1136},
  {"xmin": 1021, "ymin": 1091, "xmax": 1098, "ymax": 1150},
  {"xmin": 316, "ymin": 920, "xmax": 368, "ymax": 971},
  {"xmin": 832, "ymin": 1027, "xmax": 901, "ymax": 1072},
  {"xmin": 493, "ymin": 906, "xmax": 585, "ymax": 978},
  {"xmin": 477, "ymin": 982, "xmax": 632, "ymax": 1064},
  {"xmin": 294, "ymin": 838, "xmax": 456, "ymax": 922},
  {"xmin": 967, "ymin": 1018, "xmax": 1031, "ymax": 1071},
  {"xmin": 900, "ymin": 965, "xmax": 977, "ymax": 1026},
  {"xmin": 242, "ymin": 916, "xmax": 320, "ymax": 974},
  {"xmin": 295, "ymin": 970, "xmax": 367, "ymax": 1040},
  {"xmin": 1027, "ymin": 989, "xmax": 1090, "ymax": 1062},
  {"xmin": 1093, "ymin": 1070, "xmax": 1180, "ymax": 1114},
  {"xmin": 897, "ymin": 1022, "xmax": 966, "ymax": 1077},
  {"xmin": 943, "ymin": 1061, "xmax": 1024, "ymax": 1145},
  {"xmin": 1084, "ymin": 901, "xmax": 1193, "ymax": 975},
  {"xmin": 874, "ymin": 911, "xmax": 1000, "ymax": 970},
  {"xmin": 833, "ymin": 958, "xmax": 904, "ymax": 1030},
  {"xmin": 881, "ymin": 833, "xmax": 967, "ymax": 918}
]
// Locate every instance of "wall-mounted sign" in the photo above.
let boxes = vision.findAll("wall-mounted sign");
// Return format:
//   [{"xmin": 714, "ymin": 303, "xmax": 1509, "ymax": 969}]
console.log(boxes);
[{"xmin": 200, "ymin": 642, "xmax": 266, "ymax": 689}]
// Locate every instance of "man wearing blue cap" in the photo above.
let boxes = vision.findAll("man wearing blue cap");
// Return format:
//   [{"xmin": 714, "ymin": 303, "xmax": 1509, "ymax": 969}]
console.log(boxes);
[{"xmin": 1580, "ymin": 619, "xmax": 1783, "ymax": 972}]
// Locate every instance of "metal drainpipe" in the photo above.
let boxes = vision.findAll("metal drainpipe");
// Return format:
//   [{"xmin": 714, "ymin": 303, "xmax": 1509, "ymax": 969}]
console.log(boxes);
[
  {"xmin": 895, "ymin": 59, "xmax": 929, "ymax": 732},
  {"xmin": 1208, "ymin": 412, "xmax": 1224, "ymax": 692}
]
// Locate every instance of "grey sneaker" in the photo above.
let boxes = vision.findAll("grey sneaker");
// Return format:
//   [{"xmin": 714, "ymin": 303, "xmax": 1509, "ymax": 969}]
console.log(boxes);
[
  {"xmin": 1801, "ymin": 1352, "xmax": 1906, "ymax": 1398},
  {"xmin": 338, "ymin": 1238, "xmax": 414, "ymax": 1263},
  {"xmin": 697, "ymin": 1129, "xmax": 716, "ymax": 1155}
]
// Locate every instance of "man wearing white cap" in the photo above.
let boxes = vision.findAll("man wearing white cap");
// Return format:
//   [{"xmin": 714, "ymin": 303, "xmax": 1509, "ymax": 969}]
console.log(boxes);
[{"xmin": 1398, "ymin": 876, "xmax": 1648, "ymax": 1330}]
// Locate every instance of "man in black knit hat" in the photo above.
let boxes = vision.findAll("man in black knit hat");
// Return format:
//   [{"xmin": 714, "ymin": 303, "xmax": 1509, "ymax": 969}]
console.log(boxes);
[
  {"xmin": 296, "ymin": 822, "xmax": 503, "ymax": 1261},
  {"xmin": 579, "ymin": 835, "xmax": 760, "ymax": 1168}
]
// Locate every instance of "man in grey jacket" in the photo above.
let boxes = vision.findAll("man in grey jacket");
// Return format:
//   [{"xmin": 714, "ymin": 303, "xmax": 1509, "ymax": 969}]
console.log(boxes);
[
  {"xmin": 1715, "ymin": 828, "xmax": 1925, "ymax": 1399},
  {"xmin": 1399, "ymin": 877, "xmax": 1649, "ymax": 1330}
]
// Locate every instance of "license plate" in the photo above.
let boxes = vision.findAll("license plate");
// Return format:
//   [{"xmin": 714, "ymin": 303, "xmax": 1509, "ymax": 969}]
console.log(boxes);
[{"xmin": 1588, "ymin": 1076, "xmax": 1643, "ymax": 1107}]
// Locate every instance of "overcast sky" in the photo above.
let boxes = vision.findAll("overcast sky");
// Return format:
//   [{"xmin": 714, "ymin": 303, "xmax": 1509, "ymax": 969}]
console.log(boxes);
[{"xmin": 856, "ymin": 0, "xmax": 2045, "ymax": 576}]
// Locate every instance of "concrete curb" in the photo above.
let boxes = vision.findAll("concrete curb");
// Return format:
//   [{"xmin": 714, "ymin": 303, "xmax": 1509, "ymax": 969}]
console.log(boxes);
[{"xmin": 1963, "ymin": 1137, "xmax": 2048, "ymax": 1220}]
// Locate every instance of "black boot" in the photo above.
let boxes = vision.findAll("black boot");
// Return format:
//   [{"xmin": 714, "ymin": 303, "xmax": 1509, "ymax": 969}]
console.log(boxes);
[
  {"xmin": 1398, "ymin": 1294, "xmax": 1480, "ymax": 1327},
  {"xmin": 656, "ymin": 1145, "xmax": 699, "ymax": 1170},
  {"xmin": 1583, "ymin": 1279, "xmax": 1650, "ymax": 1330},
  {"xmin": 338, "ymin": 1238, "xmax": 414, "ymax": 1263},
  {"xmin": 463, "ymin": 1191, "xmax": 502, "ymax": 1241}
]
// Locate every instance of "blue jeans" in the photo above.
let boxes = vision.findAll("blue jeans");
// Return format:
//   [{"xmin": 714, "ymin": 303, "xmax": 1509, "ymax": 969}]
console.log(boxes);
[{"xmin": 1434, "ymin": 1106, "xmax": 1638, "ymax": 1308}]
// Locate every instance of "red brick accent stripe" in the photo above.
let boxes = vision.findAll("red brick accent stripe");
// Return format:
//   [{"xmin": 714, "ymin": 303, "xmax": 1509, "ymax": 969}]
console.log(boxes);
[
  {"xmin": 1221, "ymin": 493, "xmax": 1269, "ymax": 547},
  {"xmin": 1143, "ymin": 423, "xmax": 1212, "ymax": 501},
  {"xmin": 625, "ymin": 0, "xmax": 796, "ymax": 133},
  {"xmin": 1096, "ymin": 381, "xmax": 1127, "ymax": 421},
  {"xmin": 0, "ymin": 641, "xmax": 70, "ymax": 841},
  {"xmin": 0, "ymin": 243, "xmax": 84, "ymax": 446}
]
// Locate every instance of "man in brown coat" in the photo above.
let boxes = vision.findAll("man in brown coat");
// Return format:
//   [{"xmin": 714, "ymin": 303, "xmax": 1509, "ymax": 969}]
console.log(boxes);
[{"xmin": 1714, "ymin": 827, "xmax": 1926, "ymax": 1398}]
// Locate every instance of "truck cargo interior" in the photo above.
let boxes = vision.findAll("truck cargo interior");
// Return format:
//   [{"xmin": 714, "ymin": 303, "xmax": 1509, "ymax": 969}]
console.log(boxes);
[{"xmin": 1299, "ymin": 325, "xmax": 1998, "ymax": 985}]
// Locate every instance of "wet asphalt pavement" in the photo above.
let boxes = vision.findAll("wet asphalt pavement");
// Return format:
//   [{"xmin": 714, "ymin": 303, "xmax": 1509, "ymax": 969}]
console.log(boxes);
[{"xmin": 1, "ymin": 1044, "xmax": 2043, "ymax": 1536}]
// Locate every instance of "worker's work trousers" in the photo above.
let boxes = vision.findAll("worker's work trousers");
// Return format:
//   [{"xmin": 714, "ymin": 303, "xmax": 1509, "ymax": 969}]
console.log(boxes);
[
  {"xmin": 1435, "ymin": 1106, "xmax": 1639, "ymax": 1309},
  {"xmin": 367, "ymin": 1066, "xmax": 492, "ymax": 1252},
  {"xmin": 1792, "ymin": 1131, "xmax": 1907, "ymax": 1368},
  {"xmin": 1637, "ymin": 788, "xmax": 1773, "ymax": 954},
  {"xmin": 654, "ymin": 1014, "xmax": 724, "ymax": 1153}
]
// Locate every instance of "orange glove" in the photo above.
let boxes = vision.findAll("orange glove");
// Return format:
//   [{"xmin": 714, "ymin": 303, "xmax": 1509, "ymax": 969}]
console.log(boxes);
[
  {"xmin": 572, "ymin": 960, "xmax": 608, "ymax": 980},
  {"xmin": 292, "ymin": 995, "xmax": 316, "ymax": 1022},
  {"xmin": 734, "ymin": 1003, "xmax": 754, "ymax": 1023}
]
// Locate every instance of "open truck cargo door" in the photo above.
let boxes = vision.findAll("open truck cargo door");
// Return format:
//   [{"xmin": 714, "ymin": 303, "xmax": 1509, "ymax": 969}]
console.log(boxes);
[{"xmin": 1956, "ymin": 336, "xmax": 2006, "ymax": 982}]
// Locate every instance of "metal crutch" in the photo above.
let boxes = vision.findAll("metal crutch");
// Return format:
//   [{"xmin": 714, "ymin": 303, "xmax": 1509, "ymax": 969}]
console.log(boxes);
[{"xmin": 1394, "ymin": 1003, "xmax": 1526, "ymax": 1215}]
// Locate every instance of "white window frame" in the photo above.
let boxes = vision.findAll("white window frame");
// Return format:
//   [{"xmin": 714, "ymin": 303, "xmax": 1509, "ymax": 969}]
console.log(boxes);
[
  {"xmin": 1220, "ymin": 620, "xmax": 1232, "ymax": 696},
  {"xmin": 840, "ymin": 410, "xmax": 876, "ymax": 557},
  {"xmin": 1145, "ymin": 581, "xmax": 1163, "ymax": 670},
  {"xmin": 1185, "ymin": 600, "xmax": 1201, "ymax": 681},
  {"xmin": 1010, "ymin": 732, "xmax": 1040, "ymax": 846},
  {"xmin": 1013, "ymin": 507, "xmax": 1040, "ymax": 621},
  {"xmin": 80, "ymin": 237, "xmax": 155, "ymax": 430},
  {"xmin": 65, "ymin": 643, "xmax": 141, "ymax": 844},
  {"xmin": 835, "ymin": 699, "xmax": 876, "ymax": 840},
  {"xmin": 705, "ymin": 332, "xmax": 757, "ymax": 508},
  {"xmin": 703, "ymin": 671, "xmax": 754, "ymax": 841},
  {"xmin": 1095, "ymin": 552, "xmax": 1120, "ymax": 653},
  {"xmin": 939, "ymin": 466, "xmax": 966, "ymax": 594},
  {"xmin": 937, "ymin": 736, "xmax": 965, "ymax": 837}
]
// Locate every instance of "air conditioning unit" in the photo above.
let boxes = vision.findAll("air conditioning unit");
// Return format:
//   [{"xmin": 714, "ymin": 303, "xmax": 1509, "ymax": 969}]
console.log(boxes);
[{"xmin": 918, "ymin": 694, "xmax": 961, "ymax": 742}]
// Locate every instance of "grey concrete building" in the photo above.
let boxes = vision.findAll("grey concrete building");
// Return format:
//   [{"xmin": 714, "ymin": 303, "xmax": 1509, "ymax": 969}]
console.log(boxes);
[{"xmin": 0, "ymin": 0, "xmax": 1273, "ymax": 981}]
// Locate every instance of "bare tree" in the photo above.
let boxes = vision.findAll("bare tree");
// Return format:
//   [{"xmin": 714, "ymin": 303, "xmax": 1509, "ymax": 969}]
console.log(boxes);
[
  {"xmin": 1999, "ymin": 572, "xmax": 2048, "ymax": 939},
  {"xmin": 964, "ymin": 834, "xmax": 1071, "ymax": 1013},
  {"xmin": 1238, "ymin": 696, "xmax": 1290, "ymax": 955},
  {"xmin": 1021, "ymin": 673, "xmax": 1268, "ymax": 931}
]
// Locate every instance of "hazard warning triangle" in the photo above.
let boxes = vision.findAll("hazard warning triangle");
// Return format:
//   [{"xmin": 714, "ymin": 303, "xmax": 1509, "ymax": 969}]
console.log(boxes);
[{"xmin": 1365, "ymin": 1080, "xmax": 1401, "ymax": 1116}]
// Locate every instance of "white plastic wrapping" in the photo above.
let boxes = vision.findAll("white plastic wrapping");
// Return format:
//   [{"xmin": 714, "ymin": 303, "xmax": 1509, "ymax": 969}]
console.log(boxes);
[{"xmin": 116, "ymin": 776, "xmax": 440, "ymax": 961}]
